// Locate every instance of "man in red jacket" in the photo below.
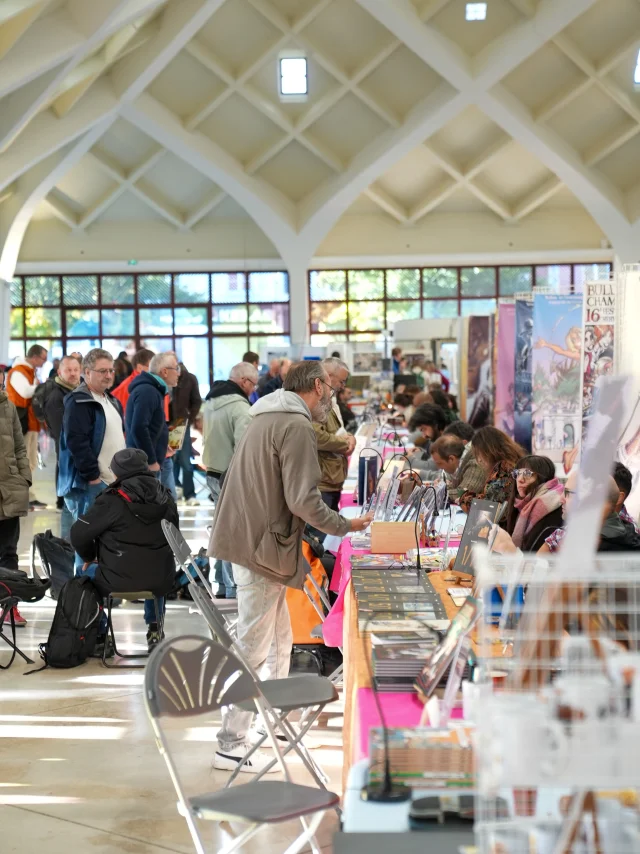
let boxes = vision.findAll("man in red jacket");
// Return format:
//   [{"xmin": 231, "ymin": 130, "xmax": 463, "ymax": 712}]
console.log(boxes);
[{"xmin": 111, "ymin": 348, "xmax": 154, "ymax": 413}]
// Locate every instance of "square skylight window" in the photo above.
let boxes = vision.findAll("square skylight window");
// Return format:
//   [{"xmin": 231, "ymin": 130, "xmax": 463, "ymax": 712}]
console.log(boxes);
[
  {"xmin": 279, "ymin": 55, "xmax": 308, "ymax": 99},
  {"xmin": 466, "ymin": 3, "xmax": 487, "ymax": 20},
  {"xmin": 634, "ymin": 48, "xmax": 640, "ymax": 84}
]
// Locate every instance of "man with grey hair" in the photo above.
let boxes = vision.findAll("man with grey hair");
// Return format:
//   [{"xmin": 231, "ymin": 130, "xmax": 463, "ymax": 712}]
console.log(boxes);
[
  {"xmin": 126, "ymin": 351, "xmax": 179, "ymax": 486},
  {"xmin": 58, "ymin": 348, "xmax": 125, "ymax": 560},
  {"xmin": 209, "ymin": 360, "xmax": 372, "ymax": 773},
  {"xmin": 203, "ymin": 361, "xmax": 259, "ymax": 598},
  {"xmin": 309, "ymin": 356, "xmax": 355, "ymax": 540}
]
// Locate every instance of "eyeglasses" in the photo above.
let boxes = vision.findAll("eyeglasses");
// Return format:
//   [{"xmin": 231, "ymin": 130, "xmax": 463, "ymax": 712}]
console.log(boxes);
[
  {"xmin": 318, "ymin": 379, "xmax": 336, "ymax": 399},
  {"xmin": 511, "ymin": 468, "xmax": 535, "ymax": 480},
  {"xmin": 165, "ymin": 365, "xmax": 181, "ymax": 373},
  {"xmin": 89, "ymin": 368, "xmax": 116, "ymax": 376},
  {"xmin": 564, "ymin": 488, "xmax": 577, "ymax": 496}
]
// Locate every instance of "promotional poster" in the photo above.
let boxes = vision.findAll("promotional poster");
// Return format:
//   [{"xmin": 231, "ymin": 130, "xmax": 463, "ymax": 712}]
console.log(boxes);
[
  {"xmin": 494, "ymin": 303, "xmax": 516, "ymax": 437},
  {"xmin": 581, "ymin": 280, "xmax": 616, "ymax": 442},
  {"xmin": 514, "ymin": 298, "xmax": 534, "ymax": 452},
  {"xmin": 531, "ymin": 294, "xmax": 582, "ymax": 466},
  {"xmin": 466, "ymin": 315, "xmax": 493, "ymax": 428}
]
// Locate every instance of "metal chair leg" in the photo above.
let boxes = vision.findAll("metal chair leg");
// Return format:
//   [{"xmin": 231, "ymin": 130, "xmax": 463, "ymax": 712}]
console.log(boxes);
[{"xmin": 102, "ymin": 596, "xmax": 150, "ymax": 669}]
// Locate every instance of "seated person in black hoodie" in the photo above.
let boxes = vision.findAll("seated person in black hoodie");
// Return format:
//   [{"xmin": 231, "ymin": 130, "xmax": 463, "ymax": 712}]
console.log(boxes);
[{"xmin": 71, "ymin": 448, "xmax": 179, "ymax": 654}]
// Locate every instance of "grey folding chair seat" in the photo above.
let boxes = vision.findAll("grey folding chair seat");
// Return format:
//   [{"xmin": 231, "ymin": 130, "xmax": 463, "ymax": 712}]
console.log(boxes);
[
  {"xmin": 144, "ymin": 635, "xmax": 338, "ymax": 854},
  {"xmin": 190, "ymin": 779, "xmax": 337, "ymax": 823},
  {"xmin": 237, "ymin": 674, "xmax": 338, "ymax": 713}
]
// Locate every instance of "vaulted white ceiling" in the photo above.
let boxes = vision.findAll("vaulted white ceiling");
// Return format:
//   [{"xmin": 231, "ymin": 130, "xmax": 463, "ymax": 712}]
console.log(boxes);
[{"xmin": 1, "ymin": 0, "xmax": 639, "ymax": 276}]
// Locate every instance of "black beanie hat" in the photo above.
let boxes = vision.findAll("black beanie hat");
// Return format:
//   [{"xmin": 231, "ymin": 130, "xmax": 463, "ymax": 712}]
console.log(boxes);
[{"xmin": 110, "ymin": 448, "xmax": 149, "ymax": 479}]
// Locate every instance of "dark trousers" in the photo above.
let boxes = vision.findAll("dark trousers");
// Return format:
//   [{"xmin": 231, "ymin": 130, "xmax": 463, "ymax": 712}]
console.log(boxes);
[
  {"xmin": 307, "ymin": 490, "xmax": 341, "ymax": 543},
  {"xmin": 0, "ymin": 517, "xmax": 20, "ymax": 570},
  {"xmin": 173, "ymin": 424, "xmax": 195, "ymax": 500}
]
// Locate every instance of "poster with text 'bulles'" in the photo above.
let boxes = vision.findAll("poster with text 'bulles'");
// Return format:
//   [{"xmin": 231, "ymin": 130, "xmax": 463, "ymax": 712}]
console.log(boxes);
[
  {"xmin": 581, "ymin": 280, "xmax": 616, "ymax": 446},
  {"xmin": 494, "ymin": 303, "xmax": 516, "ymax": 438},
  {"xmin": 513, "ymin": 298, "xmax": 533, "ymax": 453},
  {"xmin": 531, "ymin": 293, "xmax": 582, "ymax": 468}
]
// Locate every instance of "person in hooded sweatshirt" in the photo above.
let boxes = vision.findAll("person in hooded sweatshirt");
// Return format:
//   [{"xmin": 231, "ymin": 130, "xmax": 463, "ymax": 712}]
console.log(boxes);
[
  {"xmin": 202, "ymin": 362, "xmax": 258, "ymax": 599},
  {"xmin": 71, "ymin": 448, "xmax": 179, "ymax": 656}
]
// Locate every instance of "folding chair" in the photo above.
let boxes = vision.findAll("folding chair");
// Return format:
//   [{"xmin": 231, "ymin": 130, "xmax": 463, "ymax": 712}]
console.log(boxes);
[
  {"xmin": 0, "ymin": 596, "xmax": 34, "ymax": 669},
  {"xmin": 302, "ymin": 572, "xmax": 343, "ymax": 688},
  {"xmin": 102, "ymin": 591, "xmax": 164, "ymax": 669},
  {"xmin": 162, "ymin": 521, "xmax": 338, "ymax": 790},
  {"xmin": 145, "ymin": 635, "xmax": 339, "ymax": 854}
]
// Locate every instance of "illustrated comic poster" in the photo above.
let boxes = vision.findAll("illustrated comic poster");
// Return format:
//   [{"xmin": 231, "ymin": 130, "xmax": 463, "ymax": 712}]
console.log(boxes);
[
  {"xmin": 531, "ymin": 294, "xmax": 582, "ymax": 467},
  {"xmin": 494, "ymin": 303, "xmax": 516, "ymax": 438},
  {"xmin": 466, "ymin": 316, "xmax": 493, "ymax": 429},
  {"xmin": 513, "ymin": 298, "xmax": 533, "ymax": 452},
  {"xmin": 581, "ymin": 280, "xmax": 616, "ymax": 442}
]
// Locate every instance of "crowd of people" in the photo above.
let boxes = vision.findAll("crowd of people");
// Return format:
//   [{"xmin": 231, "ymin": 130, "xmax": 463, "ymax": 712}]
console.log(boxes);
[{"xmin": 1, "ymin": 342, "xmax": 639, "ymax": 776}]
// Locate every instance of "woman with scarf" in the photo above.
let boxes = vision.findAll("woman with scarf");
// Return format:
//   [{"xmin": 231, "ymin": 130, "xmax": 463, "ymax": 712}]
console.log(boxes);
[
  {"xmin": 460, "ymin": 426, "xmax": 525, "ymax": 513},
  {"xmin": 491, "ymin": 455, "xmax": 565, "ymax": 554}
]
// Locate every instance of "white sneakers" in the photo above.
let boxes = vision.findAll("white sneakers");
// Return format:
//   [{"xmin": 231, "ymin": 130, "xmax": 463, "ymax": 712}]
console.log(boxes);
[
  {"xmin": 213, "ymin": 742, "xmax": 279, "ymax": 774},
  {"xmin": 178, "ymin": 496, "xmax": 200, "ymax": 506}
]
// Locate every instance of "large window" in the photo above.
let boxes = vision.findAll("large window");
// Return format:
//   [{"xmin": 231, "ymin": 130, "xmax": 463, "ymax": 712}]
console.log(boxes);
[
  {"xmin": 10, "ymin": 271, "xmax": 290, "ymax": 389},
  {"xmin": 308, "ymin": 262, "xmax": 612, "ymax": 343}
]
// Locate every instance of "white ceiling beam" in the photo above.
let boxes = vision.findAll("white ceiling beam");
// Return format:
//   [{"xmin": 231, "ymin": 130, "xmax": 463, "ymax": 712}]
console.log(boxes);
[
  {"xmin": 464, "ymin": 137, "xmax": 513, "ymax": 181},
  {"xmin": 467, "ymin": 180, "xmax": 513, "ymax": 221},
  {"xmin": 43, "ymin": 191, "xmax": 80, "ymax": 229},
  {"xmin": 364, "ymin": 184, "xmax": 407, "ymax": 223},
  {"xmin": 512, "ymin": 177, "xmax": 563, "ymax": 221},
  {"xmin": 0, "ymin": 117, "xmax": 114, "ymax": 281},
  {"xmin": 0, "ymin": 79, "xmax": 118, "ymax": 195},
  {"xmin": 0, "ymin": 183, "xmax": 17, "ymax": 206},
  {"xmin": 0, "ymin": 1, "xmax": 50, "ymax": 25},
  {"xmin": 407, "ymin": 178, "xmax": 458, "ymax": 224},
  {"xmin": 121, "ymin": 93, "xmax": 298, "ymax": 257},
  {"xmin": 535, "ymin": 78, "xmax": 593, "ymax": 123},
  {"xmin": 130, "ymin": 180, "xmax": 186, "ymax": 229},
  {"xmin": 0, "ymin": 0, "xmax": 49, "ymax": 62},
  {"xmin": 0, "ymin": 0, "xmax": 167, "ymax": 153},
  {"xmin": 584, "ymin": 124, "xmax": 640, "ymax": 167},
  {"xmin": 184, "ymin": 190, "xmax": 227, "ymax": 229}
]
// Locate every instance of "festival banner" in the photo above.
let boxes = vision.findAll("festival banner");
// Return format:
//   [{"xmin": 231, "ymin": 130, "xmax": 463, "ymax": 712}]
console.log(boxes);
[
  {"xmin": 513, "ymin": 298, "xmax": 533, "ymax": 452},
  {"xmin": 466, "ymin": 315, "xmax": 493, "ymax": 429},
  {"xmin": 581, "ymin": 279, "xmax": 616, "ymax": 442},
  {"xmin": 494, "ymin": 303, "xmax": 516, "ymax": 437},
  {"xmin": 531, "ymin": 293, "xmax": 582, "ymax": 467}
]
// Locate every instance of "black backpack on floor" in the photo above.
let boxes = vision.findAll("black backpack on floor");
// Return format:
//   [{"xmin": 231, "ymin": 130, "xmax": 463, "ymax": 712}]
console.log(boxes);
[
  {"xmin": 32, "ymin": 530, "xmax": 74, "ymax": 600},
  {"xmin": 0, "ymin": 566, "xmax": 50, "ymax": 603},
  {"xmin": 28, "ymin": 576, "xmax": 103, "ymax": 672}
]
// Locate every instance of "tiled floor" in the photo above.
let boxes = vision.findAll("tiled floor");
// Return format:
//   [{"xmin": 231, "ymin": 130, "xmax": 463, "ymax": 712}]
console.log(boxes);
[{"xmin": 1, "ymin": 452, "xmax": 343, "ymax": 853}]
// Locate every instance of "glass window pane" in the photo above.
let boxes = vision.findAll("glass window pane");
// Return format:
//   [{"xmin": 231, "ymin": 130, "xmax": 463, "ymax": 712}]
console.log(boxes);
[
  {"xmin": 102, "ymin": 339, "xmax": 135, "ymax": 359},
  {"xmin": 249, "ymin": 336, "xmax": 291, "ymax": 359},
  {"xmin": 139, "ymin": 274, "xmax": 171, "ymax": 304},
  {"xmin": 101, "ymin": 275, "xmax": 134, "ymax": 305},
  {"xmin": 248, "ymin": 272, "xmax": 288, "ymax": 302},
  {"xmin": 248, "ymin": 303, "xmax": 289, "ymax": 334},
  {"xmin": 535, "ymin": 264, "xmax": 571, "ymax": 293},
  {"xmin": 174, "ymin": 307, "xmax": 208, "ymax": 335},
  {"xmin": 102, "ymin": 309, "xmax": 135, "ymax": 337},
  {"xmin": 461, "ymin": 298, "xmax": 496, "ymax": 316},
  {"xmin": 422, "ymin": 268, "xmax": 457, "ymax": 298},
  {"xmin": 25, "ymin": 276, "xmax": 60, "ymax": 305},
  {"xmin": 310, "ymin": 333, "xmax": 347, "ymax": 347},
  {"xmin": 573, "ymin": 263, "xmax": 611, "ymax": 294},
  {"xmin": 10, "ymin": 278, "xmax": 22, "ymax": 307},
  {"xmin": 140, "ymin": 337, "xmax": 173, "ymax": 354},
  {"xmin": 422, "ymin": 300, "xmax": 458, "ymax": 319},
  {"xmin": 66, "ymin": 309, "xmax": 99, "ymax": 336},
  {"xmin": 310, "ymin": 301, "xmax": 347, "ymax": 332},
  {"xmin": 499, "ymin": 266, "xmax": 532, "ymax": 295},
  {"xmin": 25, "ymin": 307, "xmax": 61, "ymax": 336},
  {"xmin": 139, "ymin": 307, "xmax": 173, "ymax": 335},
  {"xmin": 350, "ymin": 333, "xmax": 380, "ymax": 342},
  {"xmin": 386, "ymin": 269, "xmax": 420, "ymax": 299},
  {"xmin": 62, "ymin": 275, "xmax": 98, "ymax": 305},
  {"xmin": 174, "ymin": 273, "xmax": 208, "ymax": 303},
  {"xmin": 461, "ymin": 267, "xmax": 495, "ymax": 296},
  {"xmin": 213, "ymin": 337, "xmax": 247, "ymax": 381},
  {"xmin": 11, "ymin": 308, "xmax": 23, "ymax": 337},
  {"xmin": 65, "ymin": 339, "xmax": 100, "ymax": 360},
  {"xmin": 348, "ymin": 301, "xmax": 385, "ymax": 331},
  {"xmin": 9, "ymin": 340, "xmax": 24, "ymax": 364},
  {"xmin": 212, "ymin": 305, "xmax": 248, "ymax": 333},
  {"xmin": 309, "ymin": 270, "xmax": 346, "ymax": 301},
  {"xmin": 386, "ymin": 301, "xmax": 421, "ymax": 324},
  {"xmin": 212, "ymin": 272, "xmax": 246, "ymax": 304},
  {"xmin": 348, "ymin": 270, "xmax": 384, "ymax": 300},
  {"xmin": 175, "ymin": 337, "xmax": 210, "ymax": 396}
]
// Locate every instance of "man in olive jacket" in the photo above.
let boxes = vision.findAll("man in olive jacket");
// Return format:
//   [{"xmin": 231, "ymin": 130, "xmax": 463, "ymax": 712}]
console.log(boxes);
[
  {"xmin": 208, "ymin": 360, "xmax": 372, "ymax": 774},
  {"xmin": 0, "ymin": 368, "xmax": 31, "ymax": 570}
]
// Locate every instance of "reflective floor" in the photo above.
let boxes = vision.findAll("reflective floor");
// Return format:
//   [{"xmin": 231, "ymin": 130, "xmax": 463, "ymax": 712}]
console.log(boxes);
[{"xmin": 1, "ymin": 451, "xmax": 343, "ymax": 853}]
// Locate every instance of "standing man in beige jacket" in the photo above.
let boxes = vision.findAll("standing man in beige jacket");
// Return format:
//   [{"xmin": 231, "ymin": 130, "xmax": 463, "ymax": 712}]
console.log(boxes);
[{"xmin": 208, "ymin": 360, "xmax": 372, "ymax": 773}]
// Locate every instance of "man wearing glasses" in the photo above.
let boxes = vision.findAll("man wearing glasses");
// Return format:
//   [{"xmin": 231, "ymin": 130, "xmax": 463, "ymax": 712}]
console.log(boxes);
[
  {"xmin": 58, "ymin": 348, "xmax": 126, "ymax": 557},
  {"xmin": 125, "ymin": 352, "xmax": 180, "ymax": 492}
]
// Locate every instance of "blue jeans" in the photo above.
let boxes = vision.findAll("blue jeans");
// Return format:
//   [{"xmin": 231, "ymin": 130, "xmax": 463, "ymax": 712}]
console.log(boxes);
[
  {"xmin": 82, "ymin": 562, "xmax": 165, "ymax": 633},
  {"xmin": 159, "ymin": 456, "xmax": 177, "ymax": 498},
  {"xmin": 173, "ymin": 425, "xmax": 195, "ymax": 499},
  {"xmin": 65, "ymin": 482, "xmax": 107, "ymax": 571},
  {"xmin": 207, "ymin": 475, "xmax": 236, "ymax": 598}
]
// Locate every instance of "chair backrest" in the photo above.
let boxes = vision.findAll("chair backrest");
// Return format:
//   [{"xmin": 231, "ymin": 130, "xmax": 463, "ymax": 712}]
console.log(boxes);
[
  {"xmin": 145, "ymin": 635, "xmax": 258, "ymax": 719},
  {"xmin": 161, "ymin": 520, "xmax": 192, "ymax": 567},
  {"xmin": 188, "ymin": 584, "xmax": 235, "ymax": 648}
]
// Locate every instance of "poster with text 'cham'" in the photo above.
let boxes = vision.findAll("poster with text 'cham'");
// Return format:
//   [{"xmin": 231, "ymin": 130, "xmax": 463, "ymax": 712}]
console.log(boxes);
[
  {"xmin": 513, "ymin": 298, "xmax": 533, "ymax": 452},
  {"xmin": 581, "ymin": 280, "xmax": 616, "ymax": 443},
  {"xmin": 494, "ymin": 303, "xmax": 516, "ymax": 438},
  {"xmin": 531, "ymin": 293, "xmax": 582, "ymax": 467}
]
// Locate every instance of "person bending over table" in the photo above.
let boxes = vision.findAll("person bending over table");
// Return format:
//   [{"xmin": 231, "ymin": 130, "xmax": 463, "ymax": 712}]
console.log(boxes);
[{"xmin": 208, "ymin": 360, "xmax": 372, "ymax": 775}]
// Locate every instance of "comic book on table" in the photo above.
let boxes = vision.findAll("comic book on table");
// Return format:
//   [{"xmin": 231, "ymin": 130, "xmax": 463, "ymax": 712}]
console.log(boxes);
[{"xmin": 451, "ymin": 498, "xmax": 502, "ymax": 574}]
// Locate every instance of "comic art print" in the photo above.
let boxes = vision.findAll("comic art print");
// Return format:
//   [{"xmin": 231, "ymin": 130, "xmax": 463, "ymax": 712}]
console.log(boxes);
[
  {"xmin": 514, "ymin": 299, "xmax": 534, "ymax": 452},
  {"xmin": 582, "ymin": 280, "xmax": 616, "ymax": 439},
  {"xmin": 494, "ymin": 303, "xmax": 516, "ymax": 438},
  {"xmin": 531, "ymin": 294, "xmax": 582, "ymax": 465}
]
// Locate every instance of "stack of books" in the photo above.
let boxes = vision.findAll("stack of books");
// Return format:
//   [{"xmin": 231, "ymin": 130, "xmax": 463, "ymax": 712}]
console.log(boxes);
[
  {"xmin": 351, "ymin": 569, "xmax": 449, "ymax": 633},
  {"xmin": 371, "ymin": 639, "xmax": 438, "ymax": 692}
]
